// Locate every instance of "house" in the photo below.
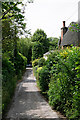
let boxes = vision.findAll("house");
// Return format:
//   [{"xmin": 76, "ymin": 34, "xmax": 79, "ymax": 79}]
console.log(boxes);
[
  {"xmin": 58, "ymin": 21, "xmax": 80, "ymax": 48},
  {"xmin": 43, "ymin": 50, "xmax": 53, "ymax": 60}
]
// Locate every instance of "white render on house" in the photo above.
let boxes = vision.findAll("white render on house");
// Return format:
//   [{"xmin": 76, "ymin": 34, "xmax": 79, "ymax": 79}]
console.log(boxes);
[{"xmin": 43, "ymin": 50, "xmax": 54, "ymax": 60}]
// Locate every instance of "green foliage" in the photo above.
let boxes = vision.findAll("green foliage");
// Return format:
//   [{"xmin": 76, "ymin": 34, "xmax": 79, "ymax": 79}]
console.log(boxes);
[
  {"xmin": 32, "ymin": 42, "xmax": 43, "ymax": 60},
  {"xmin": 38, "ymin": 66, "xmax": 50, "ymax": 92},
  {"xmin": 2, "ymin": 53, "xmax": 15, "ymax": 82},
  {"xmin": 38, "ymin": 57, "xmax": 45, "ymax": 67},
  {"xmin": 2, "ymin": 1, "xmax": 33, "ymax": 117},
  {"xmin": 18, "ymin": 38, "xmax": 32, "ymax": 63},
  {"xmin": 2, "ymin": 20, "xmax": 15, "ymax": 54},
  {"xmin": 37, "ymin": 67, "xmax": 42, "ymax": 73},
  {"xmin": 32, "ymin": 29, "xmax": 47, "ymax": 43},
  {"xmin": 48, "ymin": 37, "xmax": 59, "ymax": 50},
  {"xmin": 32, "ymin": 59, "xmax": 39, "ymax": 67},
  {"xmin": 2, "ymin": 52, "xmax": 27, "ymax": 113},
  {"xmin": 33, "ymin": 47, "xmax": 80, "ymax": 119},
  {"xmin": 33, "ymin": 65, "xmax": 39, "ymax": 80},
  {"xmin": 32, "ymin": 29, "xmax": 49, "ymax": 60},
  {"xmin": 14, "ymin": 52, "xmax": 27, "ymax": 74},
  {"xmin": 2, "ymin": 2, "xmax": 28, "ymax": 37},
  {"xmin": 48, "ymin": 47, "xmax": 80, "ymax": 119},
  {"xmin": 2, "ymin": 53, "xmax": 16, "ymax": 111},
  {"xmin": 69, "ymin": 23, "xmax": 80, "ymax": 32},
  {"xmin": 32, "ymin": 57, "xmax": 45, "ymax": 67}
]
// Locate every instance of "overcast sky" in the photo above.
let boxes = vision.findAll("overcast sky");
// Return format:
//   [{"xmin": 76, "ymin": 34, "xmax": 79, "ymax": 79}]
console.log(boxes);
[{"xmin": 24, "ymin": 0, "xmax": 79, "ymax": 38}]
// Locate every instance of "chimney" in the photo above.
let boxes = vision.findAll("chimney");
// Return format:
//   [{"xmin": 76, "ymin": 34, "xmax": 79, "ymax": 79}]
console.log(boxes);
[
  {"xmin": 61, "ymin": 21, "xmax": 68, "ymax": 41},
  {"xmin": 63, "ymin": 21, "xmax": 65, "ymax": 27}
]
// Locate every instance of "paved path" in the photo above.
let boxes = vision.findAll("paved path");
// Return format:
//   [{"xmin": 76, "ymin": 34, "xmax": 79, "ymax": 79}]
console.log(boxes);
[{"xmin": 6, "ymin": 68, "xmax": 66, "ymax": 120}]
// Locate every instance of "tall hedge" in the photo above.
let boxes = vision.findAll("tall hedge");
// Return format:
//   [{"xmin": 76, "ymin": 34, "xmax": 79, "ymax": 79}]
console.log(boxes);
[
  {"xmin": 2, "ymin": 52, "xmax": 27, "ymax": 113},
  {"xmin": 48, "ymin": 47, "xmax": 80, "ymax": 119},
  {"xmin": 33, "ymin": 47, "xmax": 80, "ymax": 119}
]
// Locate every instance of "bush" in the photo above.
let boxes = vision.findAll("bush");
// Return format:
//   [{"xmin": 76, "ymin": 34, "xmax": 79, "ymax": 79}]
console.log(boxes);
[
  {"xmin": 37, "ymin": 67, "xmax": 42, "ymax": 73},
  {"xmin": 2, "ymin": 53, "xmax": 16, "ymax": 112},
  {"xmin": 2, "ymin": 52, "xmax": 27, "ymax": 113},
  {"xmin": 38, "ymin": 57, "xmax": 45, "ymax": 67},
  {"xmin": 18, "ymin": 38, "xmax": 32, "ymax": 64},
  {"xmin": 38, "ymin": 66, "xmax": 50, "ymax": 92},
  {"xmin": 2, "ymin": 53, "xmax": 15, "ymax": 82},
  {"xmin": 48, "ymin": 47, "xmax": 80, "ymax": 119},
  {"xmin": 33, "ymin": 47, "xmax": 80, "ymax": 119},
  {"xmin": 32, "ymin": 59, "xmax": 39, "ymax": 67},
  {"xmin": 14, "ymin": 52, "xmax": 27, "ymax": 75},
  {"xmin": 33, "ymin": 65, "xmax": 39, "ymax": 80}
]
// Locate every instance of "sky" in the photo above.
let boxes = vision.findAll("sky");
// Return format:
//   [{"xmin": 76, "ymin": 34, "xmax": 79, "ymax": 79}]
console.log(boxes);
[{"xmin": 24, "ymin": 0, "xmax": 80, "ymax": 38}]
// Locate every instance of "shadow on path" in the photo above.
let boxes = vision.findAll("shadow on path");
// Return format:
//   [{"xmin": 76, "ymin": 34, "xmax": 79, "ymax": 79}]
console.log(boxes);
[{"xmin": 5, "ymin": 68, "xmax": 67, "ymax": 120}]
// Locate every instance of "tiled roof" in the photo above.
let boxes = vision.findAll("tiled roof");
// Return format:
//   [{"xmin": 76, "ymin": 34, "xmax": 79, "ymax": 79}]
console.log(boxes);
[{"xmin": 61, "ymin": 22, "xmax": 79, "ymax": 46}]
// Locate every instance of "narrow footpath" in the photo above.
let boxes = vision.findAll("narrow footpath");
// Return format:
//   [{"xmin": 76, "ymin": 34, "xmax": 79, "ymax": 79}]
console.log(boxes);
[{"xmin": 6, "ymin": 68, "xmax": 67, "ymax": 120}]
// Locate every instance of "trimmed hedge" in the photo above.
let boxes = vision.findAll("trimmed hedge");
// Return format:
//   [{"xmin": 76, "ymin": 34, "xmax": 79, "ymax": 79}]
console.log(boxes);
[
  {"xmin": 38, "ymin": 66, "xmax": 50, "ymax": 92},
  {"xmin": 32, "ymin": 59, "xmax": 39, "ymax": 67},
  {"xmin": 38, "ymin": 57, "xmax": 45, "ymax": 67},
  {"xmin": 14, "ymin": 52, "xmax": 27, "ymax": 75},
  {"xmin": 32, "ymin": 58, "xmax": 50, "ymax": 93},
  {"xmin": 48, "ymin": 47, "xmax": 80, "ymax": 119},
  {"xmin": 2, "ymin": 52, "xmax": 27, "ymax": 113},
  {"xmin": 33, "ymin": 47, "xmax": 80, "ymax": 119}
]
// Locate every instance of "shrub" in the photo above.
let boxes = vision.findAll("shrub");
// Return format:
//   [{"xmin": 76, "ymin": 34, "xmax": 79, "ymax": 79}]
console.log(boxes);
[
  {"xmin": 18, "ymin": 38, "xmax": 32, "ymax": 64},
  {"xmin": 38, "ymin": 66, "xmax": 50, "ymax": 92},
  {"xmin": 32, "ymin": 59, "xmax": 39, "ymax": 67},
  {"xmin": 48, "ymin": 47, "xmax": 80, "ymax": 119},
  {"xmin": 14, "ymin": 52, "xmax": 27, "ymax": 74},
  {"xmin": 46, "ymin": 50, "xmax": 60, "ymax": 71},
  {"xmin": 37, "ymin": 67, "xmax": 42, "ymax": 73},
  {"xmin": 33, "ymin": 47, "xmax": 80, "ymax": 119},
  {"xmin": 2, "ymin": 54, "xmax": 16, "ymax": 112},
  {"xmin": 33, "ymin": 65, "xmax": 39, "ymax": 80},
  {"xmin": 2, "ymin": 52, "xmax": 27, "ymax": 113},
  {"xmin": 38, "ymin": 57, "xmax": 45, "ymax": 67},
  {"xmin": 2, "ymin": 53, "xmax": 15, "ymax": 82}
]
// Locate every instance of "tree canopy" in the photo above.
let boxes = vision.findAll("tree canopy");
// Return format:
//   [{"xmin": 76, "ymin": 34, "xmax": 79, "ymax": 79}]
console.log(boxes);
[{"xmin": 32, "ymin": 29, "xmax": 49, "ymax": 60}]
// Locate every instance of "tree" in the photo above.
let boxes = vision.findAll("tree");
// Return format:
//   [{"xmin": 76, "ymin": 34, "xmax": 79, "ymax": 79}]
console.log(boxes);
[
  {"xmin": 32, "ymin": 29, "xmax": 49, "ymax": 60},
  {"xmin": 2, "ymin": 1, "xmax": 34, "ymax": 116},
  {"xmin": 48, "ymin": 37, "xmax": 59, "ymax": 50},
  {"xmin": 2, "ymin": 1, "xmax": 33, "ymax": 57},
  {"xmin": 32, "ymin": 42, "xmax": 43, "ymax": 60},
  {"xmin": 2, "ymin": 1, "xmax": 34, "ymax": 72},
  {"xmin": 2, "ymin": 1, "xmax": 29, "ymax": 38},
  {"xmin": 18, "ymin": 37, "xmax": 33, "ymax": 63}
]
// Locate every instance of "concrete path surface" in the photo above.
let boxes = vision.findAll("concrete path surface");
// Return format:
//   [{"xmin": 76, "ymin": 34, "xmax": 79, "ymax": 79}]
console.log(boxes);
[{"xmin": 6, "ymin": 68, "xmax": 66, "ymax": 120}]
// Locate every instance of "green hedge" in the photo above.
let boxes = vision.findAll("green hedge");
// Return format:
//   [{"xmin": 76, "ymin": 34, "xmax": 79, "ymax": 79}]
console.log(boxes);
[
  {"xmin": 2, "ymin": 52, "xmax": 27, "ymax": 113},
  {"xmin": 32, "ymin": 47, "xmax": 80, "ymax": 119},
  {"xmin": 14, "ymin": 52, "xmax": 27, "ymax": 75},
  {"xmin": 32, "ymin": 57, "xmax": 50, "ymax": 92},
  {"xmin": 2, "ymin": 54, "xmax": 16, "ymax": 111},
  {"xmin": 33, "ymin": 47, "xmax": 80, "ymax": 119},
  {"xmin": 38, "ymin": 66, "xmax": 50, "ymax": 92},
  {"xmin": 48, "ymin": 47, "xmax": 80, "ymax": 119},
  {"xmin": 32, "ymin": 59, "xmax": 39, "ymax": 67},
  {"xmin": 38, "ymin": 57, "xmax": 45, "ymax": 67}
]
